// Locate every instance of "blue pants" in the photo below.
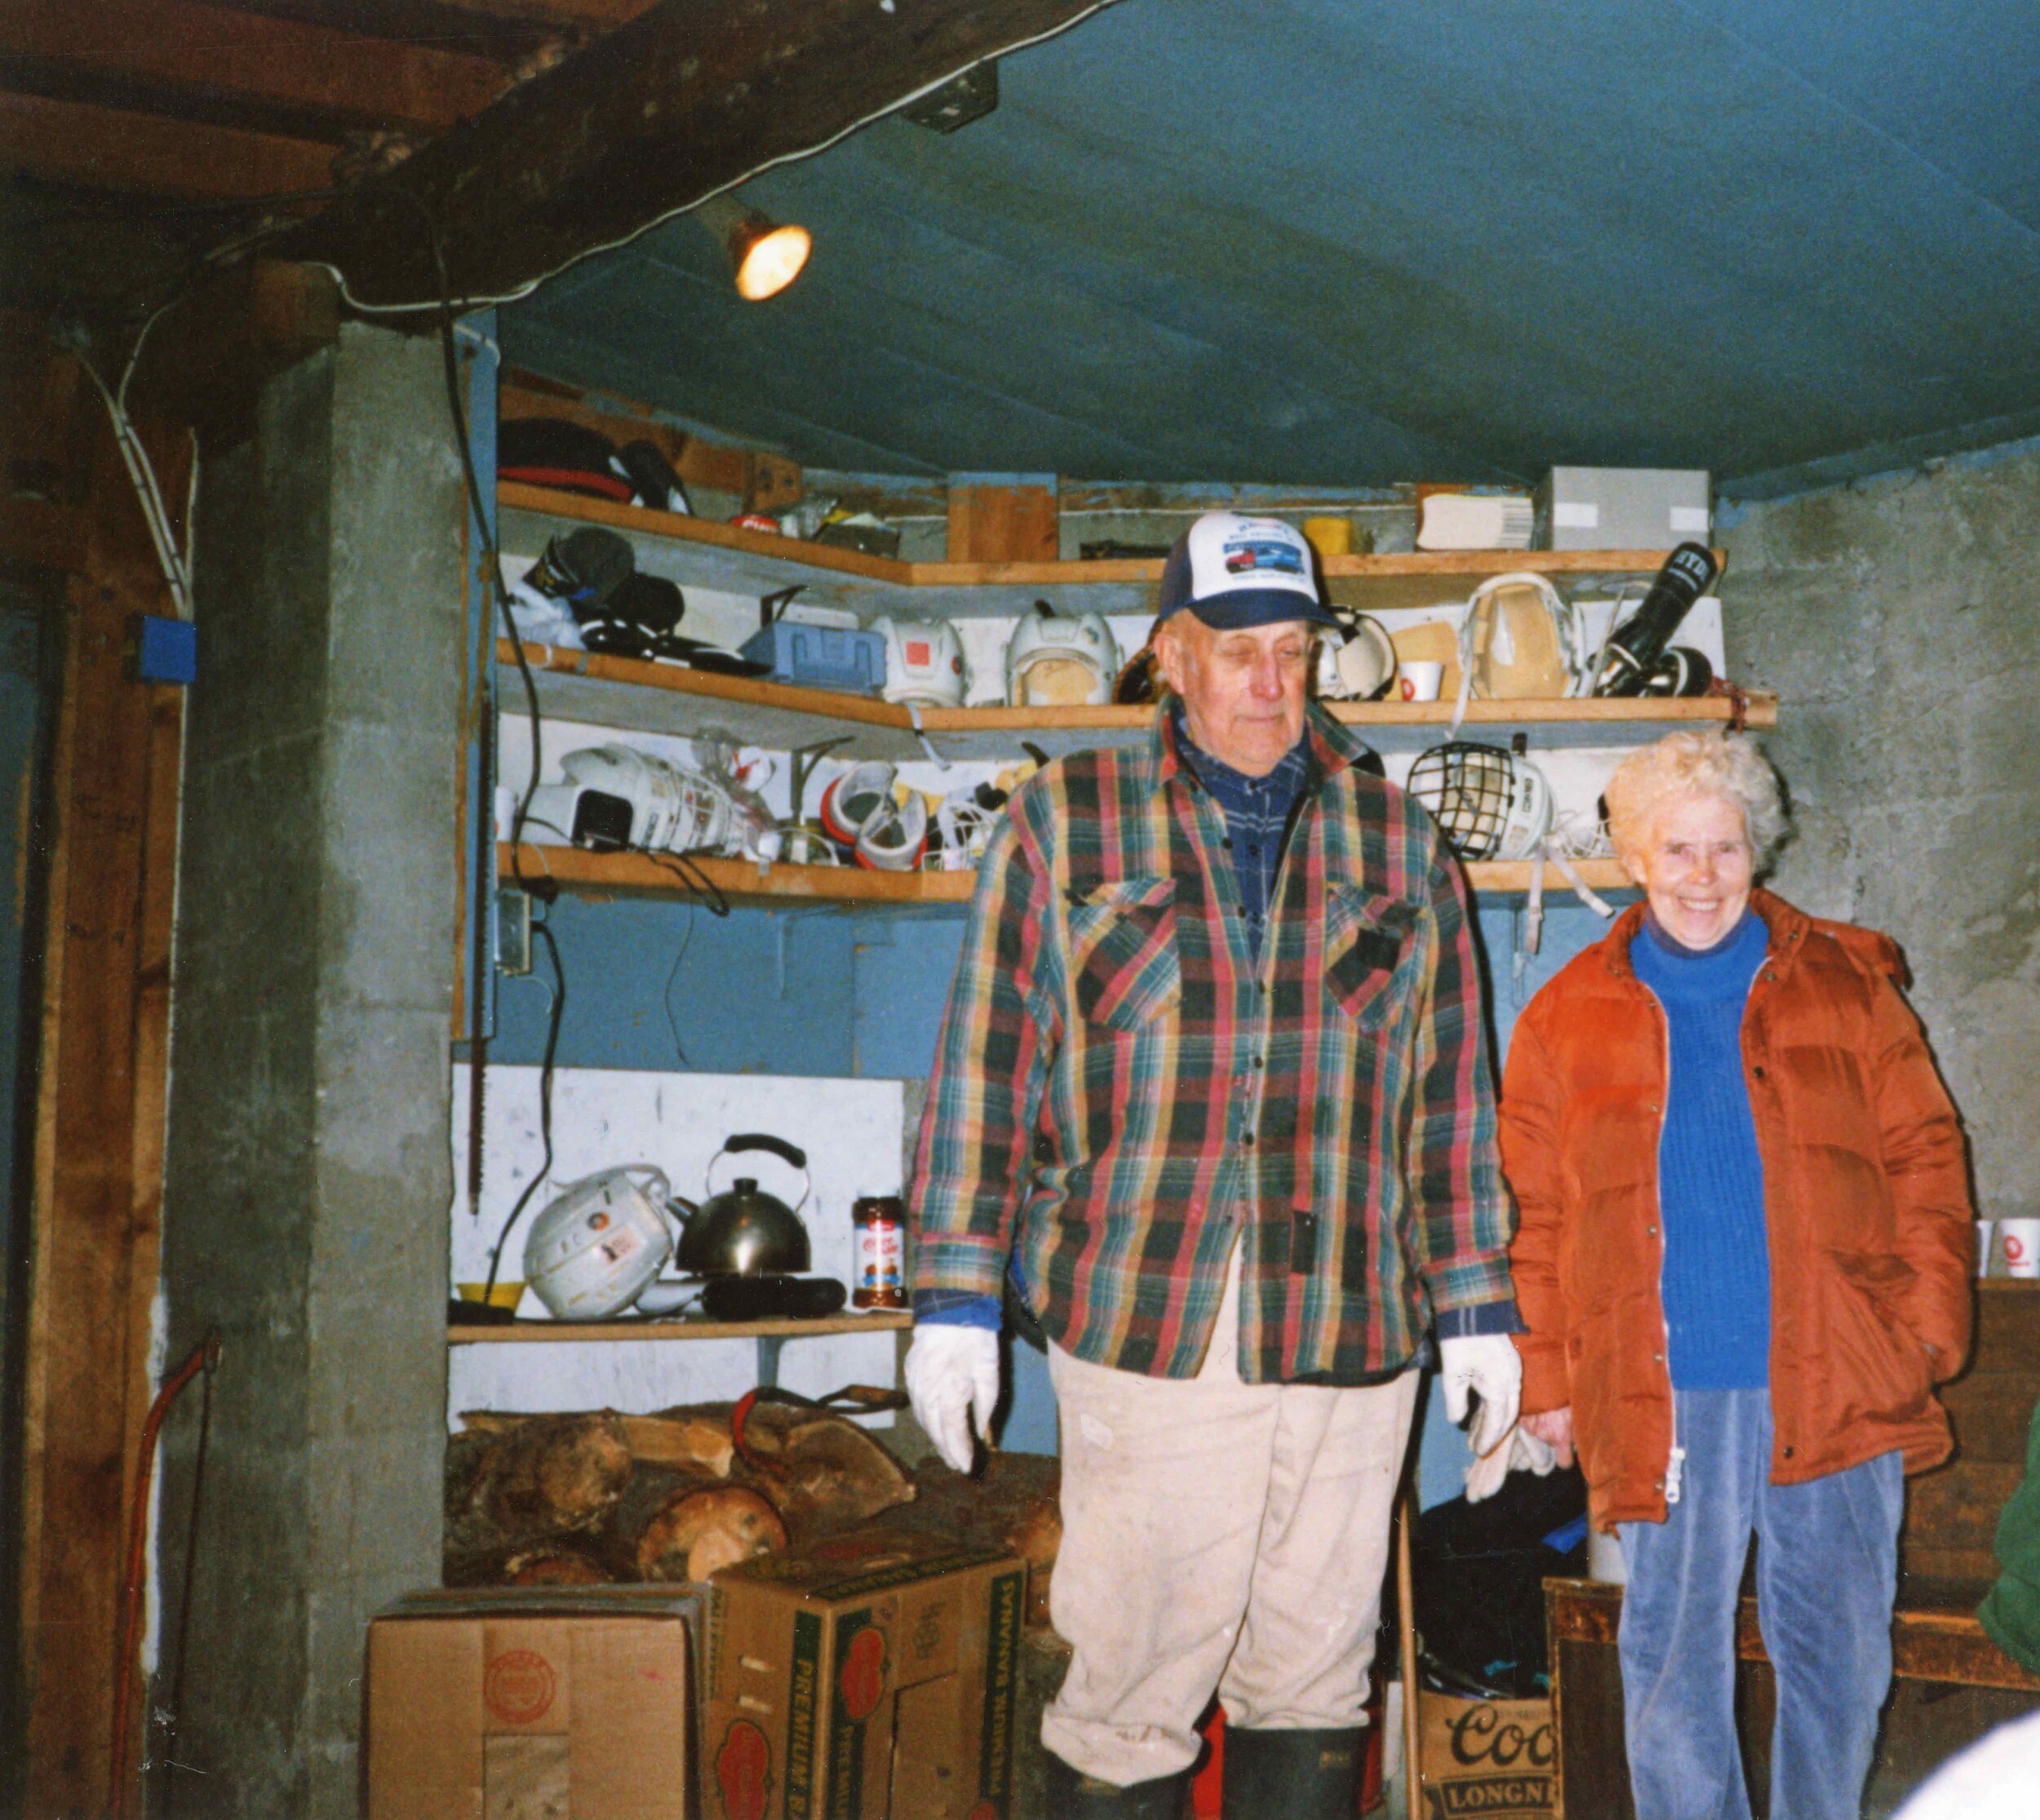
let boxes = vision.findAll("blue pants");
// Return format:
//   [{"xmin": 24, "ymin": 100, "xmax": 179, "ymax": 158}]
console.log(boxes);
[{"xmin": 1617, "ymin": 1389, "xmax": 1903, "ymax": 1820}]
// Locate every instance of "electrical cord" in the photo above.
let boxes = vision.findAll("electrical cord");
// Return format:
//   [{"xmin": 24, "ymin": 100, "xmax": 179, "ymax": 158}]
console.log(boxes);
[
  {"xmin": 312, "ymin": 2, "xmax": 1119, "ymax": 316},
  {"xmin": 479, "ymin": 917, "xmax": 565, "ymax": 1307},
  {"xmin": 71, "ymin": 300, "xmax": 198, "ymax": 620}
]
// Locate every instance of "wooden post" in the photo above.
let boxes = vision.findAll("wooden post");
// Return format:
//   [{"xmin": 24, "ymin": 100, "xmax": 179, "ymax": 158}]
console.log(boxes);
[
  {"xmin": 1398, "ymin": 1485, "xmax": 1423, "ymax": 1814},
  {"xmin": 946, "ymin": 476, "xmax": 1060, "ymax": 563},
  {"xmin": 17, "ymin": 387, "xmax": 188, "ymax": 1819}
]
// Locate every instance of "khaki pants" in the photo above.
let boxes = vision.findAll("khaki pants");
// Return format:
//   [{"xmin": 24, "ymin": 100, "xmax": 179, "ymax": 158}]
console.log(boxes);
[{"xmin": 1042, "ymin": 1247, "xmax": 1420, "ymax": 1786}]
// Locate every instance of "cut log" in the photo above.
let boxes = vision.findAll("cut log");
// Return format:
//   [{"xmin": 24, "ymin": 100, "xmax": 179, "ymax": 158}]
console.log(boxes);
[
  {"xmin": 605, "ymin": 1467, "xmax": 787, "ymax": 1583},
  {"xmin": 616, "ymin": 1411, "xmax": 735, "ymax": 1478},
  {"xmin": 464, "ymin": 1406, "xmax": 737, "ymax": 1477},
  {"xmin": 895, "ymin": 1453, "xmax": 1062, "ymax": 1627},
  {"xmin": 733, "ymin": 1401, "xmax": 916, "ymax": 1537},
  {"xmin": 445, "ymin": 1413, "xmax": 635, "ymax": 1569},
  {"xmin": 503, "ymin": 1547, "xmax": 616, "ymax": 1588}
]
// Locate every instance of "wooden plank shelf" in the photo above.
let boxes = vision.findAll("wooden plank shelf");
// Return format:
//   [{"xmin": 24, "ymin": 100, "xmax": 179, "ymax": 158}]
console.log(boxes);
[
  {"xmin": 499, "ymin": 483, "xmax": 1723, "ymax": 618},
  {"xmin": 499, "ymin": 841, "xmax": 1634, "ymax": 905},
  {"xmin": 448, "ymin": 1310, "xmax": 911, "ymax": 1344},
  {"xmin": 497, "ymin": 640, "xmax": 1777, "ymax": 762}
]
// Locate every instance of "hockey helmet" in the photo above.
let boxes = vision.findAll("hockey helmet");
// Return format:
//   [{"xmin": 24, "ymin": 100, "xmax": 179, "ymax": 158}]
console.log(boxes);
[
  {"xmin": 1458, "ymin": 573, "xmax": 1590, "ymax": 702},
  {"xmin": 1408, "ymin": 742, "xmax": 1554, "ymax": 861},
  {"xmin": 818, "ymin": 760, "xmax": 899, "ymax": 846},
  {"xmin": 1005, "ymin": 604, "xmax": 1121, "ymax": 707},
  {"xmin": 875, "ymin": 615, "xmax": 969, "ymax": 708},
  {"xmin": 1315, "ymin": 612, "xmax": 1397, "ymax": 701}
]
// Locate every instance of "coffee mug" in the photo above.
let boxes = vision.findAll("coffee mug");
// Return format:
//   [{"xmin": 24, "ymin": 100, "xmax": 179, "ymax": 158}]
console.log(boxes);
[
  {"xmin": 1399, "ymin": 660, "xmax": 1444, "ymax": 702},
  {"xmin": 2001, "ymin": 1217, "xmax": 2040, "ymax": 1278},
  {"xmin": 1976, "ymin": 1220, "xmax": 1995, "ymax": 1278}
]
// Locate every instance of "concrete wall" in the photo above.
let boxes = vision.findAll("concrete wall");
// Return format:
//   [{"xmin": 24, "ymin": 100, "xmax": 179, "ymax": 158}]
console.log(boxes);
[
  {"xmin": 1720, "ymin": 439, "xmax": 2040, "ymax": 1236},
  {"xmin": 158, "ymin": 322, "xmax": 465, "ymax": 1817}
]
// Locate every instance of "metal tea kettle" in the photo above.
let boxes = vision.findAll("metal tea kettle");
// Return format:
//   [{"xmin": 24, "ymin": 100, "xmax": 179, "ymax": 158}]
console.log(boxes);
[{"xmin": 669, "ymin": 1133, "xmax": 813, "ymax": 1278}]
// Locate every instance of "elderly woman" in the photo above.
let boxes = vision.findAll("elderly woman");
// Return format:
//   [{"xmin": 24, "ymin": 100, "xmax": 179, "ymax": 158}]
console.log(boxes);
[{"xmin": 1501, "ymin": 731, "xmax": 1973, "ymax": 1820}]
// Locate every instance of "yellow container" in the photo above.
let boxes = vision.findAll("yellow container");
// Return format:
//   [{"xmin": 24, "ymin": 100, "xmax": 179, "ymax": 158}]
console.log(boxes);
[
  {"xmin": 455, "ymin": 1280, "xmax": 523, "ymax": 1309},
  {"xmin": 1302, "ymin": 516, "xmax": 1354, "ymax": 558}
]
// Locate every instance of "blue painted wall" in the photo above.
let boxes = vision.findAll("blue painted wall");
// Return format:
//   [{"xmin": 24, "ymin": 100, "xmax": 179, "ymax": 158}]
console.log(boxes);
[{"xmin": 489, "ymin": 874, "xmax": 1628, "ymax": 1479}]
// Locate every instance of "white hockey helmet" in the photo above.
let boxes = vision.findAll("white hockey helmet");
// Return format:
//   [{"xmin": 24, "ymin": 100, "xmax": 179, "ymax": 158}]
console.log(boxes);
[
  {"xmin": 932, "ymin": 786, "xmax": 1002, "ymax": 871},
  {"xmin": 1458, "ymin": 573, "xmax": 1591, "ymax": 701},
  {"xmin": 1314, "ymin": 613, "xmax": 1397, "ymax": 701},
  {"xmin": 1005, "ymin": 604, "xmax": 1122, "ymax": 706},
  {"xmin": 818, "ymin": 760, "xmax": 899, "ymax": 846},
  {"xmin": 875, "ymin": 615, "xmax": 969, "ymax": 708},
  {"xmin": 854, "ymin": 790, "xmax": 929, "ymax": 871},
  {"xmin": 1407, "ymin": 742, "xmax": 1554, "ymax": 861}
]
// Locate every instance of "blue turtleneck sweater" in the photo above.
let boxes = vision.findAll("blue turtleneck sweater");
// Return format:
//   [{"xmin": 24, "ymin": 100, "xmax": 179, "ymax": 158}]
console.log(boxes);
[{"xmin": 1630, "ymin": 908, "xmax": 1772, "ymax": 1390}]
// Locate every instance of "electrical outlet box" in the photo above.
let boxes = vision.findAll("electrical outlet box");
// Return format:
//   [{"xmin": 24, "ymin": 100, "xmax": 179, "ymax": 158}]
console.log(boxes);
[
  {"xmin": 494, "ymin": 888, "xmax": 532, "ymax": 976},
  {"xmin": 129, "ymin": 614, "xmax": 197, "ymax": 685}
]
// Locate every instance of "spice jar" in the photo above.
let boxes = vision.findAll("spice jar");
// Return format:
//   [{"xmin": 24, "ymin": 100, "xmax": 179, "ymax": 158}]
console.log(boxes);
[{"xmin": 850, "ymin": 1195, "xmax": 907, "ymax": 1309}]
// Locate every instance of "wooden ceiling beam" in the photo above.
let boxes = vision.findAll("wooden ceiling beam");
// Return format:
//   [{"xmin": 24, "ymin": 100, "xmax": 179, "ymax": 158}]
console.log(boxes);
[
  {"xmin": 286, "ymin": 0, "xmax": 1118, "ymax": 312},
  {"xmin": 421, "ymin": 0, "xmax": 659, "ymax": 28},
  {"xmin": 0, "ymin": 1, "xmax": 508, "ymax": 134},
  {"xmin": 0, "ymin": 91, "xmax": 337, "ymax": 200}
]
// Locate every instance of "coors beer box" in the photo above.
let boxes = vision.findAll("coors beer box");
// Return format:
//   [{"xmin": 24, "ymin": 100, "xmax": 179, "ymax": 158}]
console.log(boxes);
[
  {"xmin": 1417, "ymin": 1694, "xmax": 1557, "ymax": 1820},
  {"xmin": 707, "ymin": 1530, "xmax": 1026, "ymax": 1820}
]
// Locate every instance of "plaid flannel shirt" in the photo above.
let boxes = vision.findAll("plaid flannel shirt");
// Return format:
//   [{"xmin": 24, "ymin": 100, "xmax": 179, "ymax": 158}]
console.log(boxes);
[{"xmin": 911, "ymin": 703, "xmax": 1517, "ymax": 1383}]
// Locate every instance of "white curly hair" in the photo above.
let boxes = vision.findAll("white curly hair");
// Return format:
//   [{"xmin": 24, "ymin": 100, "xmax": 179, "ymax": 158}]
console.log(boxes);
[{"xmin": 1603, "ymin": 731, "xmax": 1789, "ymax": 871}]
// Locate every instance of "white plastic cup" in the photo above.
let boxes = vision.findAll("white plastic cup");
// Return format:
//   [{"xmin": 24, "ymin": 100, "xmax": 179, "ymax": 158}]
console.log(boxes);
[
  {"xmin": 1399, "ymin": 660, "xmax": 1445, "ymax": 702},
  {"xmin": 1976, "ymin": 1220, "xmax": 1996, "ymax": 1278},
  {"xmin": 2001, "ymin": 1218, "xmax": 2040, "ymax": 1278}
]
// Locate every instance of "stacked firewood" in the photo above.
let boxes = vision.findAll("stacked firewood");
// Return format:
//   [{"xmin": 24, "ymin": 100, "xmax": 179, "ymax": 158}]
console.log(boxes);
[
  {"xmin": 444, "ymin": 1402, "xmax": 1066, "ymax": 1627},
  {"xmin": 444, "ymin": 1401, "xmax": 917, "ymax": 1588}
]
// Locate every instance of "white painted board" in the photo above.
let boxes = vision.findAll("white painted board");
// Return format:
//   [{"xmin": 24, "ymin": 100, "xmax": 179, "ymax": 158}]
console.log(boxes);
[{"xmin": 449, "ymin": 1065, "xmax": 904, "ymax": 1428}]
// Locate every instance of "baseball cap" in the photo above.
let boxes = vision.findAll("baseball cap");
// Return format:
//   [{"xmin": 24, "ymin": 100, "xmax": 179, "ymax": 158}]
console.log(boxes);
[{"xmin": 1155, "ymin": 511, "xmax": 1339, "ymax": 631}]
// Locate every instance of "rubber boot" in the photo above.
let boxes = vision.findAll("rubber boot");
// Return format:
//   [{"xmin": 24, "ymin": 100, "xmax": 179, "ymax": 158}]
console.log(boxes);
[
  {"xmin": 1219, "ymin": 1725, "xmax": 1365, "ymax": 1819},
  {"xmin": 1043, "ymin": 1750, "xmax": 1191, "ymax": 1819}
]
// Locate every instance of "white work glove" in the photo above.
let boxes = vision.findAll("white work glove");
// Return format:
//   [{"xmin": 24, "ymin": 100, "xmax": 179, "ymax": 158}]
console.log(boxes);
[
  {"xmin": 903, "ymin": 1326, "xmax": 1000, "ymax": 1475},
  {"xmin": 1439, "ymin": 1333, "xmax": 1523, "ymax": 1464},
  {"xmin": 1464, "ymin": 1423, "xmax": 1557, "ymax": 1504}
]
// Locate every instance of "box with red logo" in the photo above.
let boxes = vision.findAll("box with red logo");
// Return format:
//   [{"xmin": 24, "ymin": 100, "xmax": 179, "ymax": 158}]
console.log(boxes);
[
  {"xmin": 706, "ymin": 1530, "xmax": 1026, "ymax": 1820},
  {"xmin": 365, "ymin": 1586, "xmax": 703, "ymax": 1819}
]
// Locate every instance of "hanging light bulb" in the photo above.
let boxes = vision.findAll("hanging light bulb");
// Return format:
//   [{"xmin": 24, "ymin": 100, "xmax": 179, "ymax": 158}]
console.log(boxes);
[{"xmin": 693, "ymin": 194, "xmax": 811, "ymax": 301}]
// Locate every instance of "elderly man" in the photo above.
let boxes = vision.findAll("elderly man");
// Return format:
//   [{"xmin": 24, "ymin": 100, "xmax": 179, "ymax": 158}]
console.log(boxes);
[{"xmin": 905, "ymin": 511, "xmax": 1523, "ymax": 1818}]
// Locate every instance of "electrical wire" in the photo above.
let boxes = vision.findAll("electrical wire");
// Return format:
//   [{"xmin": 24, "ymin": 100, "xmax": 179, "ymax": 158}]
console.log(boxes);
[
  {"xmin": 661, "ymin": 904, "xmax": 699, "ymax": 1068},
  {"xmin": 311, "ymin": 2, "xmax": 1120, "ymax": 317},
  {"xmin": 73, "ymin": 299, "xmax": 197, "ymax": 620},
  {"xmin": 480, "ymin": 918, "xmax": 565, "ymax": 1306}
]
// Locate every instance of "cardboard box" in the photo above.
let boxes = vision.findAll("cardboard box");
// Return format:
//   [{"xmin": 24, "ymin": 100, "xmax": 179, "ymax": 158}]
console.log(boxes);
[
  {"xmin": 366, "ymin": 1586, "xmax": 704, "ymax": 1820},
  {"xmin": 1536, "ymin": 467, "xmax": 1711, "ymax": 550},
  {"xmin": 706, "ymin": 1530, "xmax": 1026, "ymax": 1820},
  {"xmin": 1417, "ymin": 1693, "xmax": 1556, "ymax": 1820}
]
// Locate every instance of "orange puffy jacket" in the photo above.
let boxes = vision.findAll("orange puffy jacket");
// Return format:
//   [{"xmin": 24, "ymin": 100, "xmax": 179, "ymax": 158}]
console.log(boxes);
[{"xmin": 1501, "ymin": 890, "xmax": 1974, "ymax": 1532}]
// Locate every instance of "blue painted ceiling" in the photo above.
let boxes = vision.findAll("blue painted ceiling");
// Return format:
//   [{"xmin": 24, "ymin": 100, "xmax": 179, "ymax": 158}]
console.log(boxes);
[{"xmin": 501, "ymin": 1, "xmax": 2040, "ymax": 496}]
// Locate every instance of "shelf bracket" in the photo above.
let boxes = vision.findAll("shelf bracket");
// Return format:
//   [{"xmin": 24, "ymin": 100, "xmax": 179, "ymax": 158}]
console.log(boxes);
[
  {"xmin": 905, "ymin": 704, "xmax": 951, "ymax": 770},
  {"xmin": 756, "ymin": 1335, "xmax": 784, "ymax": 1388}
]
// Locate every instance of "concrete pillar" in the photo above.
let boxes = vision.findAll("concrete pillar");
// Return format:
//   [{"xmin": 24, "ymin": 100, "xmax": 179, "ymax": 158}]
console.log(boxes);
[
  {"xmin": 158, "ymin": 321, "xmax": 465, "ymax": 1816},
  {"xmin": 1720, "ymin": 440, "xmax": 2040, "ymax": 1238}
]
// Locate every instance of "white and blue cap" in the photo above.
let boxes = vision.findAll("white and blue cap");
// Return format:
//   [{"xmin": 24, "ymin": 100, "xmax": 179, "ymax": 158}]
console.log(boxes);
[{"xmin": 1156, "ymin": 511, "xmax": 1338, "ymax": 631}]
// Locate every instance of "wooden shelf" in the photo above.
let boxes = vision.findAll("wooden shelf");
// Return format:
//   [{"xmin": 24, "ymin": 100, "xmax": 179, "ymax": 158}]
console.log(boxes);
[
  {"xmin": 498, "ymin": 639, "xmax": 1776, "ymax": 762},
  {"xmin": 448, "ymin": 1310, "xmax": 911, "ymax": 1344},
  {"xmin": 500, "ymin": 841, "xmax": 1634, "ymax": 905},
  {"xmin": 499, "ymin": 483, "xmax": 1723, "ymax": 618}
]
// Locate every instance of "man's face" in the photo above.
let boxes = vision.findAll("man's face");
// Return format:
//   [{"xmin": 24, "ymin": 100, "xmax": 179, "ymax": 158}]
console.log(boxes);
[{"xmin": 1153, "ymin": 613, "xmax": 1312, "ymax": 777}]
